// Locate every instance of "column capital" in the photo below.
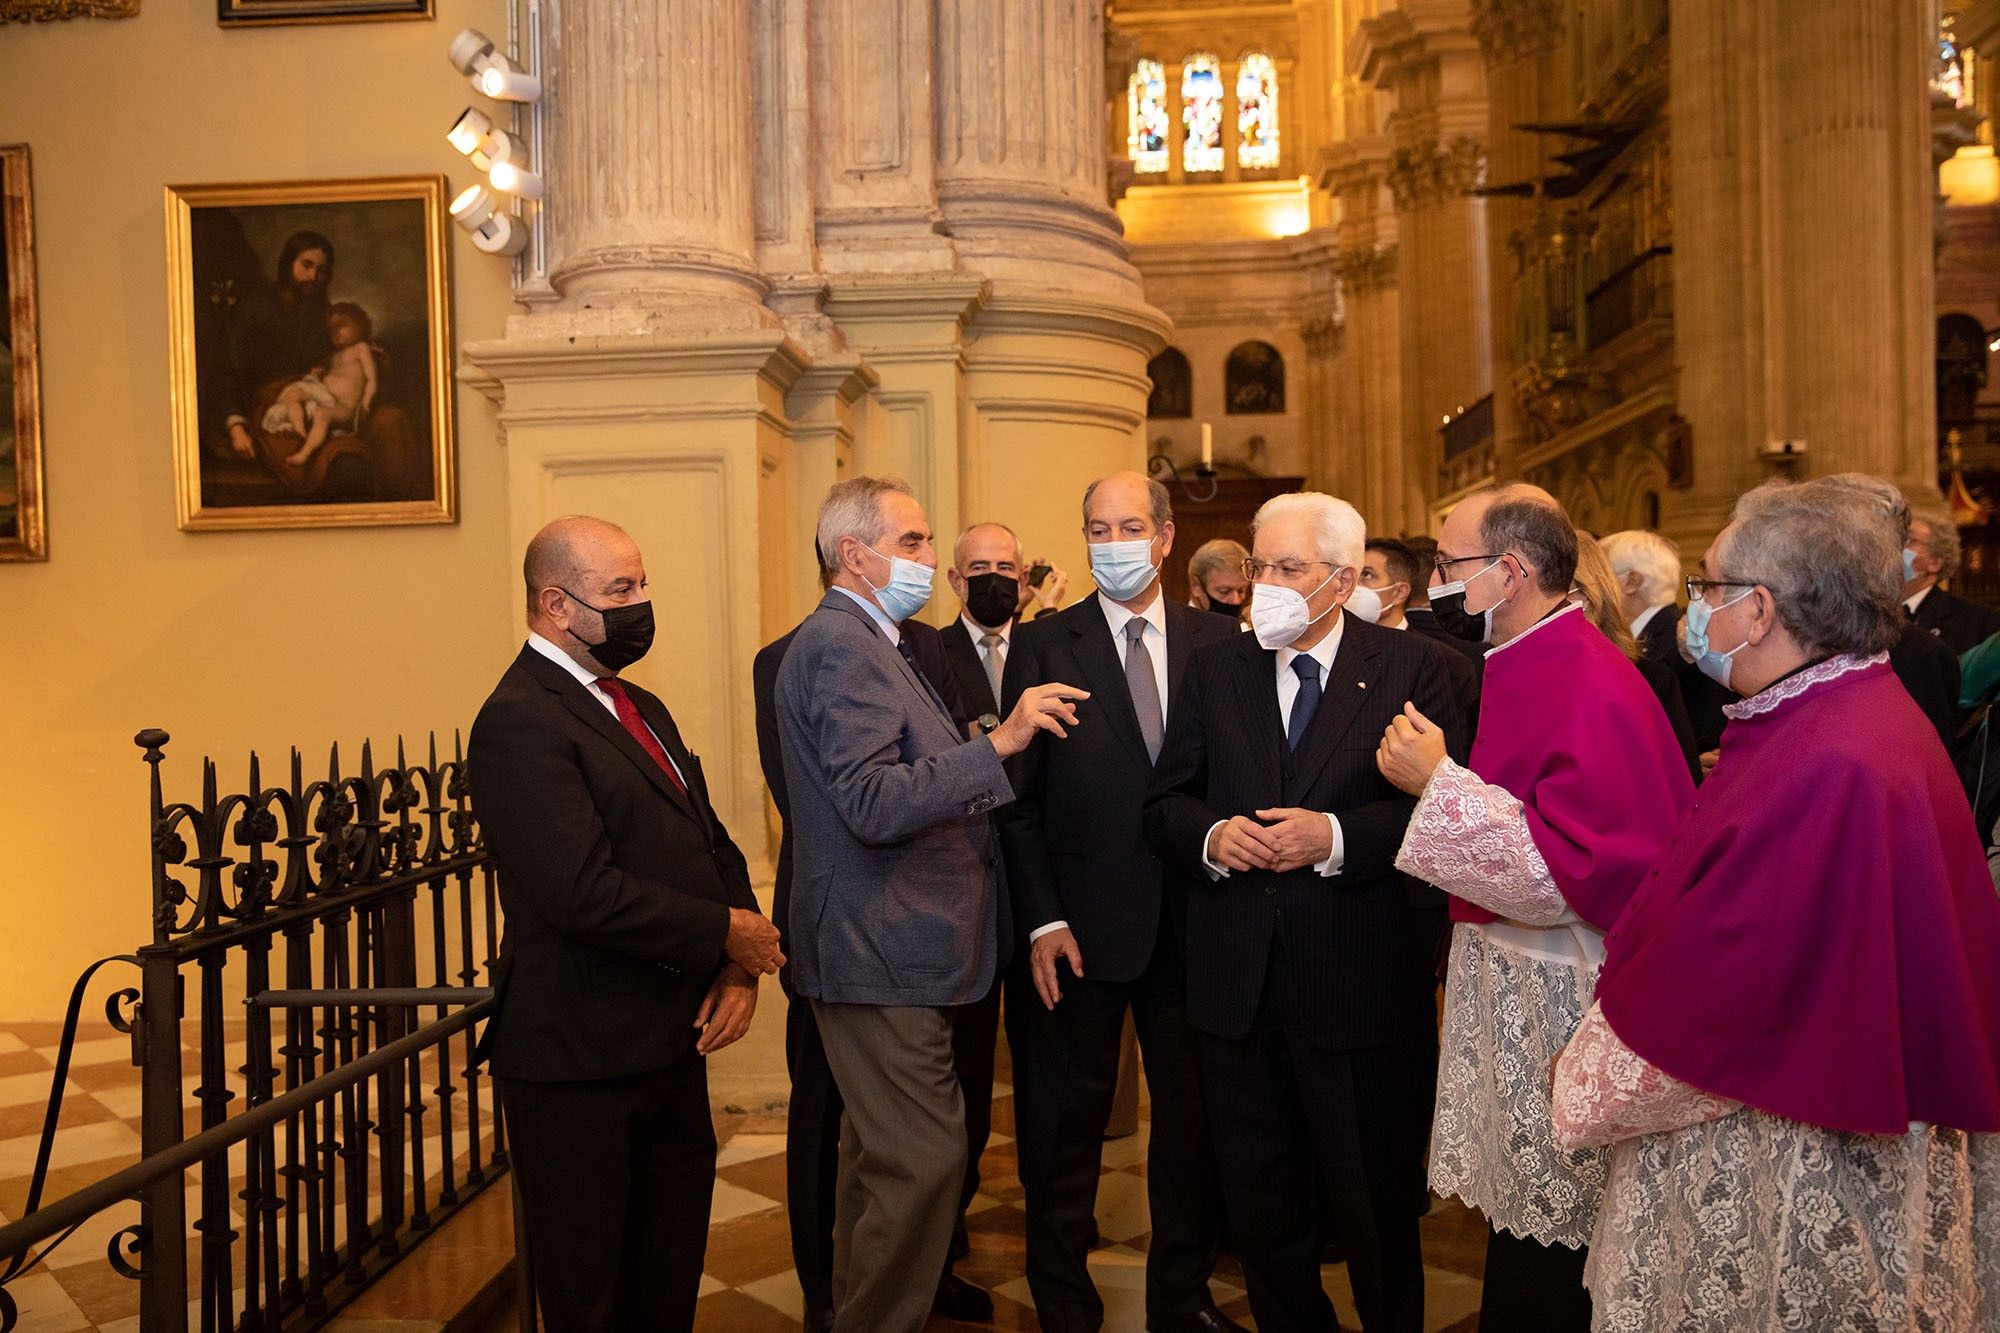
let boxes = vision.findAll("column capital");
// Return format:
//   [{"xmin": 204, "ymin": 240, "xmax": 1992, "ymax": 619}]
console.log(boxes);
[
  {"xmin": 1470, "ymin": 0, "xmax": 1566, "ymax": 68},
  {"xmin": 1334, "ymin": 244, "xmax": 1400, "ymax": 292}
]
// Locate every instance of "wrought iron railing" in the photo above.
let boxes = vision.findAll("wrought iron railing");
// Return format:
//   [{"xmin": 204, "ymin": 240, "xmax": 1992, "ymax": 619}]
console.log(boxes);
[{"xmin": 0, "ymin": 729, "xmax": 514, "ymax": 1333}]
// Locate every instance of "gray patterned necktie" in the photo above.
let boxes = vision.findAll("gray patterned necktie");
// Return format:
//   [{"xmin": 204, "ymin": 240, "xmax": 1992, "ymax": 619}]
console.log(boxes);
[
  {"xmin": 1124, "ymin": 618, "xmax": 1164, "ymax": 762},
  {"xmin": 980, "ymin": 631, "xmax": 1005, "ymax": 706}
]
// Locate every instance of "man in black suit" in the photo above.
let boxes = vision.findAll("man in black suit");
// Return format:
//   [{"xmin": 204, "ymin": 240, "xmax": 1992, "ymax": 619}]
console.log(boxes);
[
  {"xmin": 940, "ymin": 521, "xmax": 1038, "ymax": 727},
  {"xmin": 753, "ymin": 586, "xmax": 997, "ymax": 1329},
  {"xmin": 470, "ymin": 516, "xmax": 785, "ymax": 1333},
  {"xmin": 1146, "ymin": 493, "xmax": 1461, "ymax": 1333},
  {"xmin": 999, "ymin": 471, "xmax": 1245, "ymax": 1333},
  {"xmin": 1362, "ymin": 537, "xmax": 1480, "ymax": 728},
  {"xmin": 1906, "ymin": 511, "xmax": 2000, "ymax": 655}
]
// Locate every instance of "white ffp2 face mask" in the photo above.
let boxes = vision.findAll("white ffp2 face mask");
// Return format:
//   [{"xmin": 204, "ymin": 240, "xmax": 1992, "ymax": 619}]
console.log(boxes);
[
  {"xmin": 1249, "ymin": 569, "xmax": 1340, "ymax": 649},
  {"xmin": 1345, "ymin": 584, "xmax": 1386, "ymax": 625}
]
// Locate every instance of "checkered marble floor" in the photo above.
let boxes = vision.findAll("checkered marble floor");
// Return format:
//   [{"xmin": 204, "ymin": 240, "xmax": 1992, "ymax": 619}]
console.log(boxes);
[{"xmin": 1, "ymin": 1020, "xmax": 1487, "ymax": 1333}]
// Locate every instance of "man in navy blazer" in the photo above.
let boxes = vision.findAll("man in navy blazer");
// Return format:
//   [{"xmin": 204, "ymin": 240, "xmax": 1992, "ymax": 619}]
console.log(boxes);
[
  {"xmin": 775, "ymin": 476, "xmax": 1084, "ymax": 1333},
  {"xmin": 1145, "ymin": 492, "xmax": 1462, "ymax": 1333}
]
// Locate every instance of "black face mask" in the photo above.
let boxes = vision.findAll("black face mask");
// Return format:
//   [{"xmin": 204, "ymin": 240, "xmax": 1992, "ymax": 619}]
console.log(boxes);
[
  {"xmin": 1427, "ymin": 587, "xmax": 1490, "ymax": 643},
  {"xmin": 963, "ymin": 572, "xmax": 1021, "ymax": 629},
  {"xmin": 1208, "ymin": 596, "xmax": 1244, "ymax": 618},
  {"xmin": 563, "ymin": 589, "xmax": 656, "ymax": 672}
]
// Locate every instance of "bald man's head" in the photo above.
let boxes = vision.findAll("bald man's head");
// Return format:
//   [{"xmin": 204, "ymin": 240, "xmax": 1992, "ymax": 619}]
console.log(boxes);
[
  {"xmin": 522, "ymin": 517, "xmax": 652, "ymax": 675},
  {"xmin": 1478, "ymin": 484, "xmax": 1577, "ymax": 594}
]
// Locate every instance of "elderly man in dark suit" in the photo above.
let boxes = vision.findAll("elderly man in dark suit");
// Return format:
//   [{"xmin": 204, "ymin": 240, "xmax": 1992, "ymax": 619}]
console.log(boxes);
[
  {"xmin": 1146, "ymin": 492, "xmax": 1461, "ymax": 1333},
  {"xmin": 470, "ymin": 515, "xmax": 784, "ymax": 1333},
  {"xmin": 1906, "ymin": 511, "xmax": 2000, "ymax": 655},
  {"xmin": 775, "ymin": 476, "xmax": 1085, "ymax": 1333},
  {"xmin": 1000, "ymin": 471, "xmax": 1244, "ymax": 1333}
]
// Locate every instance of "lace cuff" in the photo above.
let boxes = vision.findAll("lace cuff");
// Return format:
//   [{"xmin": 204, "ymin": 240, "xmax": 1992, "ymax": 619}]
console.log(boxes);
[
  {"xmin": 1395, "ymin": 758, "xmax": 1566, "ymax": 924},
  {"xmin": 1550, "ymin": 1001, "xmax": 1740, "ymax": 1150}
]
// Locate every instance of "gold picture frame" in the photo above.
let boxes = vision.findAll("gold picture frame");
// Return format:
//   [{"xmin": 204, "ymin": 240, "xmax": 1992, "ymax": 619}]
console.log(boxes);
[
  {"xmin": 1, "ymin": 144, "xmax": 47, "ymax": 561},
  {"xmin": 0, "ymin": 0, "xmax": 139, "ymax": 22},
  {"xmin": 165, "ymin": 176, "xmax": 457, "ymax": 531},
  {"xmin": 216, "ymin": 0, "xmax": 431, "ymax": 27}
]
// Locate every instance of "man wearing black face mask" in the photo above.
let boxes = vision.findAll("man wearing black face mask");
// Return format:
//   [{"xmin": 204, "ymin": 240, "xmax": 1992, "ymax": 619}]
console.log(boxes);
[
  {"xmin": 469, "ymin": 515, "xmax": 781, "ymax": 1333},
  {"xmin": 942, "ymin": 522, "xmax": 1035, "ymax": 726}
]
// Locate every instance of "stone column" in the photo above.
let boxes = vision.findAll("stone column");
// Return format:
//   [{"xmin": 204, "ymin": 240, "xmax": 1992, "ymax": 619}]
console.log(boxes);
[
  {"xmin": 1669, "ymin": 0, "xmax": 1939, "ymax": 550},
  {"xmin": 538, "ymin": 0, "xmax": 769, "ymax": 325},
  {"xmin": 1357, "ymin": 2, "xmax": 1491, "ymax": 531}
]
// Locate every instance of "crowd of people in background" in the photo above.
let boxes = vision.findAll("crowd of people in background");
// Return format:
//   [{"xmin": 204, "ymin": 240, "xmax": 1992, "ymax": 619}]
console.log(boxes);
[{"xmin": 469, "ymin": 467, "xmax": 2000, "ymax": 1333}]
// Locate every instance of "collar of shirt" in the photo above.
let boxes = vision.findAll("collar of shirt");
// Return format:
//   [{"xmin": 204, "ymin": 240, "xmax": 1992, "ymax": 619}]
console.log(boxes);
[
  {"xmin": 1098, "ymin": 587, "xmax": 1167, "ymax": 643},
  {"xmin": 1904, "ymin": 584, "xmax": 1934, "ymax": 615},
  {"xmin": 527, "ymin": 632, "xmax": 620, "ymax": 714},
  {"xmin": 1630, "ymin": 602, "xmax": 1669, "ymax": 638},
  {"xmin": 1485, "ymin": 598, "xmax": 1585, "ymax": 659},
  {"xmin": 832, "ymin": 584, "xmax": 902, "ymax": 645},
  {"xmin": 960, "ymin": 611, "xmax": 1013, "ymax": 648},
  {"xmin": 1276, "ymin": 608, "xmax": 1346, "ymax": 680}
]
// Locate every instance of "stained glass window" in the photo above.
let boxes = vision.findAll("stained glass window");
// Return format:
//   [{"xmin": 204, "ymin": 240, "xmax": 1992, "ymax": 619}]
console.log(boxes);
[
  {"xmin": 1182, "ymin": 54, "xmax": 1224, "ymax": 174},
  {"xmin": 1938, "ymin": 16, "xmax": 1975, "ymax": 110},
  {"xmin": 1128, "ymin": 58, "xmax": 1169, "ymax": 174},
  {"xmin": 1237, "ymin": 53, "xmax": 1279, "ymax": 170}
]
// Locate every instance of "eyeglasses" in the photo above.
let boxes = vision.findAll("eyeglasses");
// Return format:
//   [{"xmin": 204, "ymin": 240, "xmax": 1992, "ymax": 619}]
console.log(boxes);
[
  {"xmin": 1241, "ymin": 558, "xmax": 1336, "ymax": 581},
  {"xmin": 1685, "ymin": 576, "xmax": 1761, "ymax": 603},
  {"xmin": 1432, "ymin": 552, "xmax": 1504, "ymax": 574}
]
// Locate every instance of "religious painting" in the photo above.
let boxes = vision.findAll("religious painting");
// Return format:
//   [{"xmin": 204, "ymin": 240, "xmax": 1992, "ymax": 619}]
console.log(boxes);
[
  {"xmin": 216, "ymin": 0, "xmax": 429, "ymax": 25},
  {"xmin": 165, "ymin": 176, "xmax": 456, "ymax": 531},
  {"xmin": 1, "ymin": 145, "xmax": 46, "ymax": 561},
  {"xmin": 1146, "ymin": 347, "xmax": 1192, "ymax": 419},
  {"xmin": 0, "ymin": 0, "xmax": 138, "ymax": 22},
  {"xmin": 1225, "ymin": 340, "xmax": 1285, "ymax": 415}
]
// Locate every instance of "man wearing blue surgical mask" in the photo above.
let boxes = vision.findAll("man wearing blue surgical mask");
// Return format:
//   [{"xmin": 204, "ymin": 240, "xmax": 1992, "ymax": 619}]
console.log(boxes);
[{"xmin": 1000, "ymin": 471, "xmax": 1247, "ymax": 1333}]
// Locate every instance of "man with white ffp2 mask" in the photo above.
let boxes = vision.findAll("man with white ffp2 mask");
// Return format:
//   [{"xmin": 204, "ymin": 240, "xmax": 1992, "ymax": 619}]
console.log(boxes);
[{"xmin": 1142, "ymin": 491, "xmax": 1464, "ymax": 1333}]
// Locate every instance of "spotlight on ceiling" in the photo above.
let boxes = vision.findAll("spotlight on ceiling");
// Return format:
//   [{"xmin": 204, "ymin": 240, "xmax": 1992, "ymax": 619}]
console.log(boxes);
[
  {"xmin": 450, "ymin": 184, "xmax": 529, "ymax": 256},
  {"xmin": 448, "ymin": 27, "xmax": 541, "ymax": 103}
]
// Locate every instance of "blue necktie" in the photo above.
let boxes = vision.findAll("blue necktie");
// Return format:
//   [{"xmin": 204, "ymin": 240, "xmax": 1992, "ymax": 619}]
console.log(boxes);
[{"xmin": 1287, "ymin": 654, "xmax": 1320, "ymax": 751}]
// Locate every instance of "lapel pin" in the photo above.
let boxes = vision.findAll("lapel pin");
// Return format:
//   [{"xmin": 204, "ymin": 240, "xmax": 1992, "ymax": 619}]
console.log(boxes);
[{"xmin": 1357, "ymin": 681, "xmax": 1368, "ymax": 690}]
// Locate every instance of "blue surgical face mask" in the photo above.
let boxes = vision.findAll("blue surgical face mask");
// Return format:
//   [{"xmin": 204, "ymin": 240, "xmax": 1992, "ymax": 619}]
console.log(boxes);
[
  {"xmin": 863, "ymin": 544, "xmax": 936, "ymax": 622},
  {"xmin": 1683, "ymin": 587, "xmax": 1755, "ymax": 689},
  {"xmin": 1903, "ymin": 547, "xmax": 1919, "ymax": 583},
  {"xmin": 1089, "ymin": 535, "xmax": 1161, "ymax": 602}
]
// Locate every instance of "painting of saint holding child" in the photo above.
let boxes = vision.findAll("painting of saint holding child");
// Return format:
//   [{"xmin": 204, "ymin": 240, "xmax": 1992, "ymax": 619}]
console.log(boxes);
[{"xmin": 166, "ymin": 176, "xmax": 456, "ymax": 530}]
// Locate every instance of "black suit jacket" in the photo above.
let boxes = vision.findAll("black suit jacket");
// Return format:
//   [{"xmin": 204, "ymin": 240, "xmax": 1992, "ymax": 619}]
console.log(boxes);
[
  {"xmin": 1402, "ymin": 623, "xmax": 1481, "ymax": 733},
  {"xmin": 1144, "ymin": 615, "xmax": 1462, "ymax": 1046},
  {"xmin": 940, "ymin": 616, "xmax": 1003, "ymax": 722},
  {"xmin": 469, "ymin": 646, "xmax": 759, "ymax": 1082},
  {"xmin": 1912, "ymin": 586, "xmax": 2000, "ymax": 658},
  {"xmin": 1404, "ymin": 606, "xmax": 1485, "ymax": 663},
  {"xmin": 997, "ymin": 597, "xmax": 1238, "ymax": 982},
  {"xmin": 1635, "ymin": 603, "xmax": 1682, "ymax": 668},
  {"xmin": 1890, "ymin": 620, "xmax": 1962, "ymax": 752},
  {"xmin": 753, "ymin": 615, "xmax": 981, "ymax": 968}
]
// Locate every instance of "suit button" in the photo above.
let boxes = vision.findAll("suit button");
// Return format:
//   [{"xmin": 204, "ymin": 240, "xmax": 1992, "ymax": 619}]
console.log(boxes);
[
  {"xmin": 987, "ymin": 856, "xmax": 997, "ymax": 868},
  {"xmin": 1264, "ymin": 885, "xmax": 1277, "ymax": 897}
]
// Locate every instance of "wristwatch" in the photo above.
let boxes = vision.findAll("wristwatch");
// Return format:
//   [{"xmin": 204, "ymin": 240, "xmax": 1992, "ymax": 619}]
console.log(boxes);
[{"xmin": 977, "ymin": 713, "xmax": 1001, "ymax": 735}]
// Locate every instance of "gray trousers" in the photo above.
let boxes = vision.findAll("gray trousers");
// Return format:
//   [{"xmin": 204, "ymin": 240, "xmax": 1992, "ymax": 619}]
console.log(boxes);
[{"xmin": 810, "ymin": 999, "xmax": 966, "ymax": 1333}]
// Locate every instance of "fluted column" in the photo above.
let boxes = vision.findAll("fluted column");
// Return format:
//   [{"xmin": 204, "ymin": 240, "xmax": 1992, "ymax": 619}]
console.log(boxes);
[
  {"xmin": 539, "ymin": 0, "xmax": 767, "ymax": 321},
  {"xmin": 1668, "ymin": 0, "xmax": 1938, "ymax": 551}
]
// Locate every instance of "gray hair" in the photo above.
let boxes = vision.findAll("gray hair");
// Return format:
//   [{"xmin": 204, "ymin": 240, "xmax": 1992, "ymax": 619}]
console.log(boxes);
[
  {"xmin": 1819, "ymin": 472, "xmax": 1913, "ymax": 548},
  {"xmin": 1479, "ymin": 495, "xmax": 1578, "ymax": 594},
  {"xmin": 1600, "ymin": 529, "xmax": 1682, "ymax": 607},
  {"xmin": 1081, "ymin": 475, "xmax": 1174, "ymax": 531},
  {"xmin": 1252, "ymin": 491, "xmax": 1366, "ymax": 569},
  {"xmin": 1721, "ymin": 478, "xmax": 1902, "ymax": 657},
  {"xmin": 815, "ymin": 476, "xmax": 916, "ymax": 576},
  {"xmin": 1912, "ymin": 506, "xmax": 1963, "ymax": 579},
  {"xmin": 1188, "ymin": 537, "xmax": 1248, "ymax": 586}
]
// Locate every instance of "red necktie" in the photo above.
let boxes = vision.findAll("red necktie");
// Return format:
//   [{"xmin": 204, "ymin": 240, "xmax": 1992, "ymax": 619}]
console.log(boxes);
[{"xmin": 595, "ymin": 678, "xmax": 688, "ymax": 798}]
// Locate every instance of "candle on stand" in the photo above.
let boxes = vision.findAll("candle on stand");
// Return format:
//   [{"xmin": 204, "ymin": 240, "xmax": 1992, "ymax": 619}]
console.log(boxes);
[{"xmin": 1200, "ymin": 423, "xmax": 1213, "ymax": 470}]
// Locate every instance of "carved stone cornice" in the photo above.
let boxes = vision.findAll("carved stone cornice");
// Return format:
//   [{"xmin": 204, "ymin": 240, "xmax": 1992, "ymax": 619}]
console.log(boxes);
[
  {"xmin": 1470, "ymin": 0, "xmax": 1565, "ymax": 67},
  {"xmin": 1333, "ymin": 244, "xmax": 1399, "ymax": 292},
  {"xmin": 1387, "ymin": 135, "xmax": 1489, "ymax": 213}
]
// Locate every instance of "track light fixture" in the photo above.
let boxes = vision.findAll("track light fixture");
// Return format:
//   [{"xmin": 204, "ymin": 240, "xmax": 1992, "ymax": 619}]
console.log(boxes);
[
  {"xmin": 449, "ymin": 27, "xmax": 541, "ymax": 104},
  {"xmin": 450, "ymin": 184, "xmax": 529, "ymax": 256}
]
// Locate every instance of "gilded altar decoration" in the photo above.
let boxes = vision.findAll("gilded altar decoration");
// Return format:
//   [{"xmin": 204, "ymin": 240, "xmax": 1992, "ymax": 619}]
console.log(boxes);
[
  {"xmin": 0, "ymin": 0, "xmax": 137, "ymax": 21},
  {"xmin": 0, "ymin": 145, "xmax": 45, "ymax": 561},
  {"xmin": 165, "ymin": 176, "xmax": 457, "ymax": 531}
]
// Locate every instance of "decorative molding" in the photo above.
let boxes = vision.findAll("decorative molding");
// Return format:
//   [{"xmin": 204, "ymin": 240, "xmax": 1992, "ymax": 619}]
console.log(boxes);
[
  {"xmin": 1333, "ymin": 243, "xmax": 1399, "ymax": 292},
  {"xmin": 0, "ymin": 0, "xmax": 136, "ymax": 19},
  {"xmin": 1469, "ymin": 0, "xmax": 1565, "ymax": 67},
  {"xmin": 1387, "ymin": 136, "xmax": 1487, "ymax": 212}
]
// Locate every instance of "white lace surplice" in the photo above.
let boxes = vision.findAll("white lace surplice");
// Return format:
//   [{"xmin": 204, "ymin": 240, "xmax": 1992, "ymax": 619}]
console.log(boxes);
[{"xmin": 1397, "ymin": 757, "xmax": 1609, "ymax": 1247}]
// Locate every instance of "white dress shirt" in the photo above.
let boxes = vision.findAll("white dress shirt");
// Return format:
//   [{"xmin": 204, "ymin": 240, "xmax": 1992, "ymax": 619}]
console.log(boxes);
[
  {"xmin": 1629, "ymin": 602, "xmax": 1668, "ymax": 640},
  {"xmin": 526, "ymin": 632, "xmax": 688, "ymax": 786},
  {"xmin": 832, "ymin": 584, "xmax": 901, "ymax": 644},
  {"xmin": 1904, "ymin": 584, "xmax": 1934, "ymax": 617},
  {"xmin": 1030, "ymin": 591, "xmax": 1171, "ymax": 945},
  {"xmin": 1202, "ymin": 612, "xmax": 1347, "ymax": 880}
]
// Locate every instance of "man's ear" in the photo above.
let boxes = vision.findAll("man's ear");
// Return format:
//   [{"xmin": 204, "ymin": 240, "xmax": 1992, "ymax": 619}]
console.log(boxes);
[{"xmin": 1621, "ymin": 569, "xmax": 1644, "ymax": 595}]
